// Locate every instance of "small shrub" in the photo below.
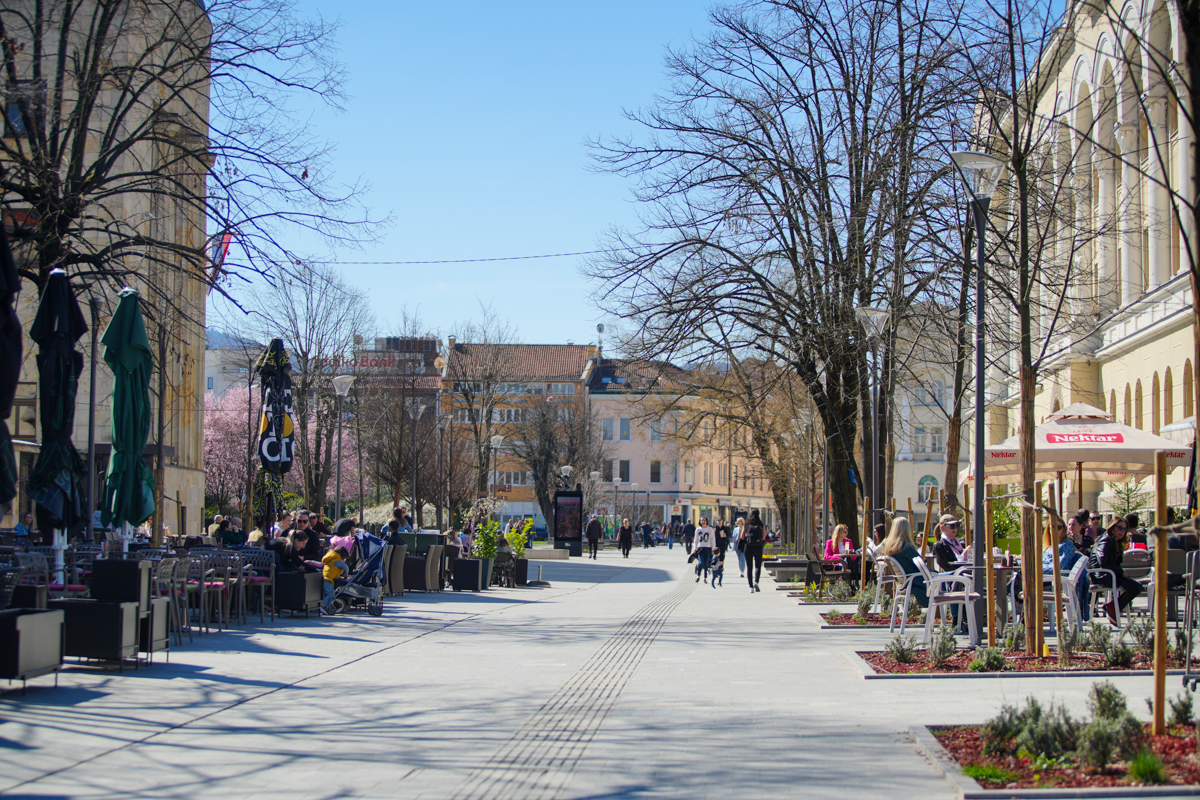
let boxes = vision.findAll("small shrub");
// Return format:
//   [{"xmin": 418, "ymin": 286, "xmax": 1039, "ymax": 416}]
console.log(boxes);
[
  {"xmin": 1175, "ymin": 628, "xmax": 1191, "ymax": 665},
  {"xmin": 1169, "ymin": 690, "xmax": 1194, "ymax": 727},
  {"xmin": 1058, "ymin": 624, "xmax": 1079, "ymax": 668},
  {"xmin": 1015, "ymin": 700, "xmax": 1078, "ymax": 759},
  {"xmin": 1104, "ymin": 641, "xmax": 1135, "ymax": 669},
  {"xmin": 856, "ymin": 588, "xmax": 874, "ymax": 619},
  {"xmin": 1083, "ymin": 621, "xmax": 1112, "ymax": 655},
  {"xmin": 884, "ymin": 633, "xmax": 918, "ymax": 664},
  {"xmin": 827, "ymin": 580, "xmax": 854, "ymax": 602},
  {"xmin": 1128, "ymin": 749, "xmax": 1167, "ymax": 785},
  {"xmin": 1077, "ymin": 714, "xmax": 1143, "ymax": 770},
  {"xmin": 968, "ymin": 646, "xmax": 1006, "ymax": 672},
  {"xmin": 802, "ymin": 582, "xmax": 820, "ymax": 603},
  {"xmin": 1004, "ymin": 622, "xmax": 1026, "ymax": 651},
  {"xmin": 1126, "ymin": 617, "xmax": 1154, "ymax": 652},
  {"xmin": 1088, "ymin": 681, "xmax": 1128, "ymax": 721},
  {"xmin": 962, "ymin": 763, "xmax": 1017, "ymax": 785},
  {"xmin": 982, "ymin": 703, "xmax": 1023, "ymax": 755},
  {"xmin": 928, "ymin": 623, "xmax": 958, "ymax": 669}
]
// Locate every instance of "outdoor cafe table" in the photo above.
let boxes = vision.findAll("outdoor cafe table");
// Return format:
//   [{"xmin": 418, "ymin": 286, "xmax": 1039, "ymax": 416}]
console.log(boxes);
[{"xmin": 949, "ymin": 562, "xmax": 1018, "ymax": 635}]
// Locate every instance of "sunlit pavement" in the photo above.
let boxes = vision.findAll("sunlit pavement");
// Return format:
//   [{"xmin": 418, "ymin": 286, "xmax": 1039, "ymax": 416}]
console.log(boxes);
[{"xmin": 0, "ymin": 546, "xmax": 1164, "ymax": 799}]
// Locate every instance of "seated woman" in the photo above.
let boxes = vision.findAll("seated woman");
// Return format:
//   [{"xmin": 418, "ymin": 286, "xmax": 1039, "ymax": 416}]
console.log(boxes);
[
  {"xmin": 1042, "ymin": 519, "xmax": 1090, "ymax": 622},
  {"xmin": 266, "ymin": 530, "xmax": 314, "ymax": 572},
  {"xmin": 824, "ymin": 524, "xmax": 851, "ymax": 561},
  {"xmin": 1089, "ymin": 516, "xmax": 1141, "ymax": 625},
  {"xmin": 496, "ymin": 536, "xmax": 514, "ymax": 556},
  {"xmin": 880, "ymin": 517, "xmax": 927, "ymax": 609}
]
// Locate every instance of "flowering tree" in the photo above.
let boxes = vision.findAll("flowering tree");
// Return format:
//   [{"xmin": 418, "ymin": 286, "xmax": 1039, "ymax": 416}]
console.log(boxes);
[{"xmin": 204, "ymin": 392, "xmax": 253, "ymax": 512}]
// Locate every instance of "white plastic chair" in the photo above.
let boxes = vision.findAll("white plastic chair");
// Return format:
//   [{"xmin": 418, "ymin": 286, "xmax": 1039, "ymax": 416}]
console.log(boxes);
[
  {"xmin": 913, "ymin": 556, "xmax": 979, "ymax": 647},
  {"xmin": 1088, "ymin": 567, "xmax": 1122, "ymax": 627},
  {"xmin": 873, "ymin": 554, "xmax": 905, "ymax": 614},
  {"xmin": 1042, "ymin": 559, "xmax": 1087, "ymax": 634}
]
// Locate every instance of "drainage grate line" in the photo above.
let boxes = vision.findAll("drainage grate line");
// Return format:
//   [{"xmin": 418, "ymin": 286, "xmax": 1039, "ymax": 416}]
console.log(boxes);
[{"xmin": 449, "ymin": 579, "xmax": 696, "ymax": 800}]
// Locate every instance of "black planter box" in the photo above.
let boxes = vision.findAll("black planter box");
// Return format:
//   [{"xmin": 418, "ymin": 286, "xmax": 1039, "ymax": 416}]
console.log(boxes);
[
  {"xmin": 139, "ymin": 597, "xmax": 170, "ymax": 655},
  {"xmin": 11, "ymin": 584, "xmax": 48, "ymax": 609},
  {"xmin": 90, "ymin": 559, "xmax": 151, "ymax": 615},
  {"xmin": 275, "ymin": 570, "xmax": 322, "ymax": 615},
  {"xmin": 404, "ymin": 556, "xmax": 428, "ymax": 591},
  {"xmin": 0, "ymin": 608, "xmax": 64, "ymax": 681},
  {"xmin": 452, "ymin": 558, "xmax": 482, "ymax": 592},
  {"xmin": 515, "ymin": 558, "xmax": 529, "ymax": 586},
  {"xmin": 48, "ymin": 599, "xmax": 139, "ymax": 662}
]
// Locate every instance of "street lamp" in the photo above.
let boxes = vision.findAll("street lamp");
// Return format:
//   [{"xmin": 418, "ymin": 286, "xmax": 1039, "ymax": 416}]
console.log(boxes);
[
  {"xmin": 405, "ymin": 403, "xmax": 426, "ymax": 528},
  {"xmin": 436, "ymin": 414, "xmax": 449, "ymax": 531},
  {"xmin": 856, "ymin": 305, "xmax": 889, "ymax": 538},
  {"xmin": 490, "ymin": 434, "xmax": 505, "ymax": 502},
  {"xmin": 950, "ymin": 150, "xmax": 1006, "ymax": 635},
  {"xmin": 792, "ymin": 417, "xmax": 811, "ymax": 556},
  {"xmin": 631, "ymin": 482, "xmax": 639, "ymax": 525},
  {"xmin": 332, "ymin": 374, "xmax": 356, "ymax": 520},
  {"xmin": 612, "ymin": 480, "xmax": 620, "ymax": 534},
  {"xmin": 559, "ymin": 464, "xmax": 574, "ymax": 485},
  {"xmin": 588, "ymin": 470, "xmax": 601, "ymax": 515}
]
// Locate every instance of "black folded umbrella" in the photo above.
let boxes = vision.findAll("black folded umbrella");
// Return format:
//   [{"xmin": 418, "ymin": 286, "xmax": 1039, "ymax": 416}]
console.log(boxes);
[
  {"xmin": 252, "ymin": 338, "xmax": 294, "ymax": 528},
  {"xmin": 0, "ymin": 224, "xmax": 22, "ymax": 507},
  {"xmin": 27, "ymin": 270, "xmax": 87, "ymax": 533}
]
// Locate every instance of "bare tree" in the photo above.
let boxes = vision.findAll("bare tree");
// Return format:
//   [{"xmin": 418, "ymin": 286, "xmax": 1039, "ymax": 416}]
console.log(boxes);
[
  {"xmin": 244, "ymin": 263, "xmax": 372, "ymax": 514},
  {"xmin": 587, "ymin": 0, "xmax": 969, "ymax": 540},
  {"xmin": 443, "ymin": 308, "xmax": 519, "ymax": 497},
  {"xmin": 0, "ymin": 0, "xmax": 380, "ymax": 309}
]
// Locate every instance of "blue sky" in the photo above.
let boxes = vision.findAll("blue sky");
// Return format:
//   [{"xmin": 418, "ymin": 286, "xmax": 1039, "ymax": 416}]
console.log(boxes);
[{"xmin": 214, "ymin": 1, "xmax": 714, "ymax": 345}]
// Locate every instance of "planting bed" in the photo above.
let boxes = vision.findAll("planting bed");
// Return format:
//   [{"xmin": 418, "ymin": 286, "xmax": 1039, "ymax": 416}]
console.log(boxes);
[
  {"xmin": 822, "ymin": 612, "xmax": 911, "ymax": 626},
  {"xmin": 861, "ymin": 648, "xmax": 1191, "ymax": 675},
  {"xmin": 934, "ymin": 724, "xmax": 1200, "ymax": 789}
]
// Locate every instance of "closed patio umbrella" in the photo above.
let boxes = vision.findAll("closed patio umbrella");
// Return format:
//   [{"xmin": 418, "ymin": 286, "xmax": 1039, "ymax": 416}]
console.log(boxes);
[
  {"xmin": 253, "ymin": 338, "xmax": 294, "ymax": 530},
  {"xmin": 27, "ymin": 269, "xmax": 87, "ymax": 581},
  {"xmin": 0, "ymin": 224, "xmax": 22, "ymax": 506},
  {"xmin": 99, "ymin": 288, "xmax": 155, "ymax": 534}
]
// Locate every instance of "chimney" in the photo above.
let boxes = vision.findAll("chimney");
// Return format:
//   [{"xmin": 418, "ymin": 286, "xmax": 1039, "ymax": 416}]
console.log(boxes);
[{"xmin": 448, "ymin": 335, "xmax": 456, "ymax": 348}]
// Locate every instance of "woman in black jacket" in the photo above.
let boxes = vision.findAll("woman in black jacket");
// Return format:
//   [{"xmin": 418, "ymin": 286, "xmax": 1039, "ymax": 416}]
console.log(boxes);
[
  {"xmin": 1088, "ymin": 517, "xmax": 1140, "ymax": 624},
  {"xmin": 617, "ymin": 518, "xmax": 634, "ymax": 558},
  {"xmin": 743, "ymin": 510, "xmax": 766, "ymax": 593}
]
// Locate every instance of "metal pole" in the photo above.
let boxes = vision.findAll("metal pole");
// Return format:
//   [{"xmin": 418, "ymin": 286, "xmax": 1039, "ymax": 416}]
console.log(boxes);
[
  {"xmin": 972, "ymin": 197, "xmax": 991, "ymax": 634},
  {"xmin": 437, "ymin": 423, "xmax": 445, "ymax": 531},
  {"xmin": 1153, "ymin": 450, "xmax": 1169, "ymax": 734},
  {"xmin": 412, "ymin": 417, "xmax": 418, "ymax": 529},
  {"xmin": 86, "ymin": 296, "xmax": 100, "ymax": 541},
  {"xmin": 335, "ymin": 393, "xmax": 343, "ymax": 519},
  {"xmin": 870, "ymin": 339, "xmax": 880, "ymax": 549}
]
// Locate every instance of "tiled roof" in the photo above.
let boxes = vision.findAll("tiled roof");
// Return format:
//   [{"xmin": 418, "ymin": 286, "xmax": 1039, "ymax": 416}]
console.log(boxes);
[
  {"xmin": 445, "ymin": 343, "xmax": 594, "ymax": 382},
  {"xmin": 588, "ymin": 358, "xmax": 691, "ymax": 393}
]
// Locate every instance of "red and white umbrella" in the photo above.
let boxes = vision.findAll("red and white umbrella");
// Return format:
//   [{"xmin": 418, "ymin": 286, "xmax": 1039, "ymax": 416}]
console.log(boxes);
[{"xmin": 960, "ymin": 402, "xmax": 1193, "ymax": 486}]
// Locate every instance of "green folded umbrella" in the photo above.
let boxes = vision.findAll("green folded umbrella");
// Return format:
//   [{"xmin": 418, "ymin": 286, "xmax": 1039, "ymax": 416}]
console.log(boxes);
[{"xmin": 100, "ymin": 288, "xmax": 155, "ymax": 528}]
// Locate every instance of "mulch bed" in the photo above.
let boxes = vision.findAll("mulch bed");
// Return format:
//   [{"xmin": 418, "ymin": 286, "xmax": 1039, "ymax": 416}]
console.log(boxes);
[
  {"xmin": 822, "ymin": 612, "xmax": 912, "ymax": 626},
  {"xmin": 934, "ymin": 724, "xmax": 1200, "ymax": 789},
  {"xmin": 860, "ymin": 647, "xmax": 1190, "ymax": 674}
]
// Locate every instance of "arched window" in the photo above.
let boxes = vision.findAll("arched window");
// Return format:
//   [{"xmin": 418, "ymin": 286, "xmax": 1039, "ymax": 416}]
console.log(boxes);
[
  {"xmin": 1124, "ymin": 384, "xmax": 1132, "ymax": 426},
  {"xmin": 1135, "ymin": 380, "xmax": 1144, "ymax": 430},
  {"xmin": 1152, "ymin": 372, "xmax": 1161, "ymax": 434},
  {"xmin": 1185, "ymin": 360, "xmax": 1194, "ymax": 420},
  {"xmin": 1164, "ymin": 368, "xmax": 1174, "ymax": 425},
  {"xmin": 918, "ymin": 475, "xmax": 939, "ymax": 504},
  {"xmin": 1109, "ymin": 390, "xmax": 1116, "ymax": 419}
]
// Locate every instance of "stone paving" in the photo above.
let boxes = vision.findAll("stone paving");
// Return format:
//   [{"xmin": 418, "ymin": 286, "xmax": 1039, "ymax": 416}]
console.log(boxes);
[{"xmin": 0, "ymin": 546, "xmax": 1169, "ymax": 799}]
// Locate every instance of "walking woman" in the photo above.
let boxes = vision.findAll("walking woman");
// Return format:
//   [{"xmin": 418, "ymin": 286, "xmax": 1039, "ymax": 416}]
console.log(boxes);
[
  {"xmin": 744, "ymin": 510, "xmax": 766, "ymax": 592},
  {"xmin": 693, "ymin": 517, "xmax": 715, "ymax": 582},
  {"xmin": 617, "ymin": 518, "xmax": 634, "ymax": 558},
  {"xmin": 730, "ymin": 518, "xmax": 747, "ymax": 577}
]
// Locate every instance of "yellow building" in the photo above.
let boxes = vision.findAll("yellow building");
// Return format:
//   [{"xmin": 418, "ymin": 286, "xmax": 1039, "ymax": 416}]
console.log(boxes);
[{"xmin": 981, "ymin": 0, "xmax": 1195, "ymax": 513}]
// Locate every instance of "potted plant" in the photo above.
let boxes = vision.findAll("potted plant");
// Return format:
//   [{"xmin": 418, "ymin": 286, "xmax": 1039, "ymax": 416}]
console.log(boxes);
[
  {"xmin": 473, "ymin": 520, "xmax": 499, "ymax": 588},
  {"xmin": 510, "ymin": 519, "xmax": 531, "ymax": 585}
]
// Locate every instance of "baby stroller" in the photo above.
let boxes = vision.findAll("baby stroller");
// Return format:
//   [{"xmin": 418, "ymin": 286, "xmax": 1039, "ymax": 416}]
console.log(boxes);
[{"xmin": 325, "ymin": 531, "xmax": 387, "ymax": 617}]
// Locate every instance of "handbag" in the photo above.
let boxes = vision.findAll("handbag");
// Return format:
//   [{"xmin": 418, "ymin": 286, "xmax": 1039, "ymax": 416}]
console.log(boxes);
[
  {"xmin": 687, "ymin": 551, "xmax": 698, "ymax": 563},
  {"xmin": 737, "ymin": 538, "xmax": 746, "ymax": 553}
]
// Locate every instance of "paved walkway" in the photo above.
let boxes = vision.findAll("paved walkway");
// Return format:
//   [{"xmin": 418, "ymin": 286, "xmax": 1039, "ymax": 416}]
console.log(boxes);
[{"xmin": 0, "ymin": 547, "xmax": 1166, "ymax": 799}]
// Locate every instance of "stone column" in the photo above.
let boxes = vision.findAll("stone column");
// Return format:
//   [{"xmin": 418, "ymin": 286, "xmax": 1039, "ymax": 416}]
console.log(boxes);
[
  {"xmin": 1093, "ymin": 146, "xmax": 1118, "ymax": 314},
  {"xmin": 1172, "ymin": 74, "xmax": 1194, "ymax": 275},
  {"xmin": 1115, "ymin": 124, "xmax": 1142, "ymax": 305},
  {"xmin": 1072, "ymin": 165, "xmax": 1092, "ymax": 318},
  {"xmin": 1144, "ymin": 95, "xmax": 1170, "ymax": 290}
]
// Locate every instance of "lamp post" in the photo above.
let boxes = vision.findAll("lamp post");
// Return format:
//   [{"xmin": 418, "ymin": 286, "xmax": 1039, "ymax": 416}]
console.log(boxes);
[
  {"xmin": 950, "ymin": 150, "xmax": 1006, "ymax": 634},
  {"xmin": 490, "ymin": 434, "xmax": 504, "ymax": 503},
  {"xmin": 408, "ymin": 404, "xmax": 427, "ymax": 528},
  {"xmin": 791, "ymin": 418, "xmax": 805, "ymax": 554},
  {"xmin": 612, "ymin": 480, "xmax": 620, "ymax": 534},
  {"xmin": 332, "ymin": 375, "xmax": 356, "ymax": 520},
  {"xmin": 436, "ymin": 415, "xmax": 449, "ymax": 531},
  {"xmin": 855, "ymin": 306, "xmax": 889, "ymax": 554},
  {"xmin": 589, "ymin": 470, "xmax": 601, "ymax": 516},
  {"xmin": 631, "ymin": 483, "xmax": 639, "ymax": 525}
]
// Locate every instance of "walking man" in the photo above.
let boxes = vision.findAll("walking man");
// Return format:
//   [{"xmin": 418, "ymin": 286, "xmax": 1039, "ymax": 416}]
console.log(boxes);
[{"xmin": 586, "ymin": 515, "xmax": 602, "ymax": 560}]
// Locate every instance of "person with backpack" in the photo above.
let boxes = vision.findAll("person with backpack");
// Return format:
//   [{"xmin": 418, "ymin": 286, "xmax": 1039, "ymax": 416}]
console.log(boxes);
[{"xmin": 743, "ymin": 509, "xmax": 766, "ymax": 593}]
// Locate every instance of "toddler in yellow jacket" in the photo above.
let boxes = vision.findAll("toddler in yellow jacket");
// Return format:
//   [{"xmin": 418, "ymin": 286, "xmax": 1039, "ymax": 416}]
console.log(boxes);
[{"xmin": 321, "ymin": 546, "xmax": 350, "ymax": 613}]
